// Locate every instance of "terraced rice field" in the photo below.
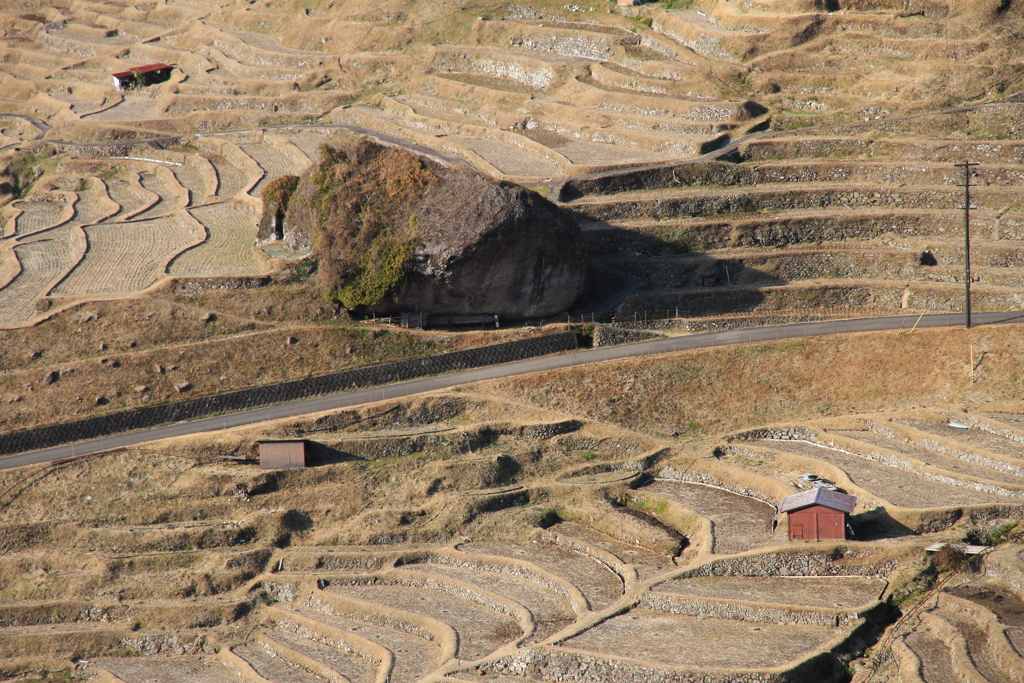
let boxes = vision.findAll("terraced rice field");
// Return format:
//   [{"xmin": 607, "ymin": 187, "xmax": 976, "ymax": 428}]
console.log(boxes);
[
  {"xmin": 642, "ymin": 480, "xmax": 775, "ymax": 555},
  {"xmin": 94, "ymin": 656, "xmax": 243, "ymax": 683},
  {"xmin": 239, "ymin": 141, "xmax": 310, "ymax": 197},
  {"xmin": 285, "ymin": 604, "xmax": 439, "ymax": 683},
  {"xmin": 899, "ymin": 419, "xmax": 1024, "ymax": 461},
  {"xmin": 460, "ymin": 541, "xmax": 623, "ymax": 612},
  {"xmin": 52, "ymin": 216, "xmax": 201, "ymax": 296},
  {"xmin": 760, "ymin": 439, "xmax": 1020, "ymax": 508},
  {"xmin": 208, "ymin": 154, "xmax": 250, "ymax": 199},
  {"xmin": 832, "ymin": 429, "xmax": 1024, "ymax": 487},
  {"xmin": 105, "ymin": 174, "xmax": 158, "ymax": 221},
  {"xmin": 328, "ymin": 580, "xmax": 520, "ymax": 661},
  {"xmin": 132, "ymin": 169, "xmax": 185, "ymax": 221},
  {"xmin": 0, "ymin": 230, "xmax": 77, "ymax": 323},
  {"xmin": 402, "ymin": 561, "xmax": 576, "ymax": 643},
  {"xmin": 561, "ymin": 608, "xmax": 837, "ymax": 669},
  {"xmin": 169, "ymin": 203, "xmax": 264, "ymax": 276},
  {"xmin": 654, "ymin": 576, "xmax": 886, "ymax": 610},
  {"xmin": 11, "ymin": 197, "xmax": 72, "ymax": 237},
  {"xmin": 904, "ymin": 631, "xmax": 958, "ymax": 683}
]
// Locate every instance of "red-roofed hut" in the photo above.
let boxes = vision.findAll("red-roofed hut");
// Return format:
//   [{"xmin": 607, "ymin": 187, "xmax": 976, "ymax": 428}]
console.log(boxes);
[{"xmin": 779, "ymin": 488, "xmax": 857, "ymax": 541}]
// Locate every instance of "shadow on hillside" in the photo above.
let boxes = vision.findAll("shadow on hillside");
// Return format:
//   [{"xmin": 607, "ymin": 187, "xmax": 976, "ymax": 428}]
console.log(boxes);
[
  {"xmin": 570, "ymin": 221, "xmax": 781, "ymax": 319},
  {"xmin": 850, "ymin": 508, "xmax": 916, "ymax": 541},
  {"xmin": 305, "ymin": 441, "xmax": 364, "ymax": 466}
]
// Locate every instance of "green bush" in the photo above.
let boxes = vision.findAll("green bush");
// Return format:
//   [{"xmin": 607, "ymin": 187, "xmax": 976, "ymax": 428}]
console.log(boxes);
[{"xmin": 298, "ymin": 139, "xmax": 435, "ymax": 308}]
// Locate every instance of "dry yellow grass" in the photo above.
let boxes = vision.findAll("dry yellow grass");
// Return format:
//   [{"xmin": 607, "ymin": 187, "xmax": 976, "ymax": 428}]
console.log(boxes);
[{"xmin": 460, "ymin": 324, "xmax": 1024, "ymax": 442}]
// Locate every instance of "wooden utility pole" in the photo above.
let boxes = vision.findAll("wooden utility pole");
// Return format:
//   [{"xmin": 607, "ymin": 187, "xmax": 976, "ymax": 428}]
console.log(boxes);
[{"xmin": 954, "ymin": 161, "xmax": 979, "ymax": 328}]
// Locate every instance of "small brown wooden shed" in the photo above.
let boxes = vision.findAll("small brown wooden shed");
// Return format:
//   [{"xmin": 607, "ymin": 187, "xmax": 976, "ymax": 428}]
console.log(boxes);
[
  {"xmin": 779, "ymin": 488, "xmax": 857, "ymax": 542},
  {"xmin": 259, "ymin": 440, "xmax": 307, "ymax": 470}
]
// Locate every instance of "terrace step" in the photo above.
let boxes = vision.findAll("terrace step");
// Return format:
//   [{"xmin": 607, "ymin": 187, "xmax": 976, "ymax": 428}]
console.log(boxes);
[
  {"xmin": 234, "ymin": 643, "xmax": 323, "ymax": 683},
  {"xmin": 830, "ymin": 429, "xmax": 1024, "ymax": 488},
  {"xmin": 755, "ymin": 439, "xmax": 1021, "ymax": 509},
  {"xmin": 640, "ymin": 480, "xmax": 774, "ymax": 555},
  {"xmin": 458, "ymin": 540, "xmax": 624, "ymax": 611},
  {"xmin": 259, "ymin": 626, "xmax": 364, "ymax": 683},
  {"xmin": 283, "ymin": 602, "xmax": 442, "ymax": 683},
  {"xmin": 326, "ymin": 575, "xmax": 523, "ymax": 661}
]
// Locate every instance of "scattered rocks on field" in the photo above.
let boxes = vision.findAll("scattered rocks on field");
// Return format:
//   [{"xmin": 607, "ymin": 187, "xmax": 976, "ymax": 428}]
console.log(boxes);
[{"xmin": 175, "ymin": 382, "xmax": 192, "ymax": 393}]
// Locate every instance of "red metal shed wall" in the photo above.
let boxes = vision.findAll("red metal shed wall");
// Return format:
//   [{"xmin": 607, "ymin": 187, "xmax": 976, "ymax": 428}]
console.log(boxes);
[{"xmin": 787, "ymin": 505, "xmax": 846, "ymax": 541}]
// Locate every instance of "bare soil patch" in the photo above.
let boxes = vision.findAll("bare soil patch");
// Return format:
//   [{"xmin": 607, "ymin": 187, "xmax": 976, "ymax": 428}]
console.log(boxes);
[
  {"xmin": 949, "ymin": 580, "xmax": 1024, "ymax": 627},
  {"xmin": 904, "ymin": 631, "xmax": 957, "ymax": 683},
  {"xmin": 459, "ymin": 541, "xmax": 623, "ymax": 612},
  {"xmin": 653, "ymin": 576, "xmax": 886, "ymax": 609},
  {"xmin": 561, "ymin": 607, "xmax": 838, "ymax": 669},
  {"xmin": 641, "ymin": 480, "xmax": 774, "ymax": 555}
]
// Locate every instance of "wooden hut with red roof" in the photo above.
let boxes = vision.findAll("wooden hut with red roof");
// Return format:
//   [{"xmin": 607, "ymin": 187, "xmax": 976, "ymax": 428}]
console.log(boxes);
[{"xmin": 779, "ymin": 488, "xmax": 858, "ymax": 541}]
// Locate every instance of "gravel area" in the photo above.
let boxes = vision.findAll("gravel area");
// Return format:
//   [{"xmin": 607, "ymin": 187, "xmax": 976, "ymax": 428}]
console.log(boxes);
[
  {"xmin": 561, "ymin": 607, "xmax": 837, "ymax": 669},
  {"xmin": 833, "ymin": 430, "xmax": 1024, "ymax": 486},
  {"xmin": 641, "ymin": 480, "xmax": 774, "ymax": 555},
  {"xmin": 460, "ymin": 541, "xmax": 623, "ymax": 612},
  {"xmin": 402, "ymin": 561, "xmax": 576, "ymax": 643},
  {"xmin": 761, "ymin": 440, "xmax": 1017, "ymax": 508},
  {"xmin": 653, "ymin": 575, "xmax": 886, "ymax": 609},
  {"xmin": 328, "ymin": 581, "xmax": 520, "ymax": 661}
]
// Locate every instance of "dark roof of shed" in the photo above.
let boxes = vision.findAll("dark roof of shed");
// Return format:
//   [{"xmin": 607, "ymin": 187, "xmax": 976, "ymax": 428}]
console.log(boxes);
[
  {"xmin": 112, "ymin": 70, "xmax": 135, "ymax": 79},
  {"xmin": 132, "ymin": 63, "xmax": 172, "ymax": 74},
  {"xmin": 780, "ymin": 488, "xmax": 857, "ymax": 514}
]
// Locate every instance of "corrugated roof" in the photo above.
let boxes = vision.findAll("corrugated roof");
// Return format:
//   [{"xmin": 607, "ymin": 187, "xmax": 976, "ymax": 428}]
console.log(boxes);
[
  {"xmin": 780, "ymin": 488, "xmax": 857, "ymax": 514},
  {"xmin": 112, "ymin": 70, "xmax": 135, "ymax": 79},
  {"xmin": 132, "ymin": 63, "xmax": 172, "ymax": 74}
]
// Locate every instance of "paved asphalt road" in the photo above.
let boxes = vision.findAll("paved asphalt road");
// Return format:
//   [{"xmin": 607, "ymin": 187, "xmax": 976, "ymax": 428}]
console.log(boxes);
[{"xmin": 4, "ymin": 311, "xmax": 1021, "ymax": 470}]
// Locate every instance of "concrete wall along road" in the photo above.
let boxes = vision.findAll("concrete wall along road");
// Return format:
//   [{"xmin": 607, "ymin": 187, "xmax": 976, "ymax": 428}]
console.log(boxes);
[{"xmin": 0, "ymin": 332, "xmax": 578, "ymax": 457}]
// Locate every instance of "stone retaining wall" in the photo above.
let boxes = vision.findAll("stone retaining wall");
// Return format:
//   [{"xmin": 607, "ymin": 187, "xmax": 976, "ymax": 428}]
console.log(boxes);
[
  {"xmin": 641, "ymin": 592, "xmax": 852, "ymax": 628},
  {"xmin": 593, "ymin": 325, "xmax": 663, "ymax": 347},
  {"xmin": 658, "ymin": 466, "xmax": 778, "ymax": 508},
  {"xmin": 0, "ymin": 332, "xmax": 578, "ymax": 456},
  {"xmin": 481, "ymin": 646, "xmax": 835, "ymax": 683},
  {"xmin": 676, "ymin": 551, "xmax": 898, "ymax": 579},
  {"xmin": 864, "ymin": 420, "xmax": 1024, "ymax": 478}
]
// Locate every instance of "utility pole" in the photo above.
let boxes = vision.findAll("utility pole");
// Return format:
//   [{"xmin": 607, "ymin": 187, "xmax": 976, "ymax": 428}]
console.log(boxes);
[{"xmin": 954, "ymin": 161, "xmax": 979, "ymax": 328}]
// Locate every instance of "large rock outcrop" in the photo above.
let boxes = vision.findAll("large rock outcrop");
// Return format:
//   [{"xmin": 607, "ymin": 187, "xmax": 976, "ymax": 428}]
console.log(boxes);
[{"xmin": 278, "ymin": 136, "xmax": 587, "ymax": 319}]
